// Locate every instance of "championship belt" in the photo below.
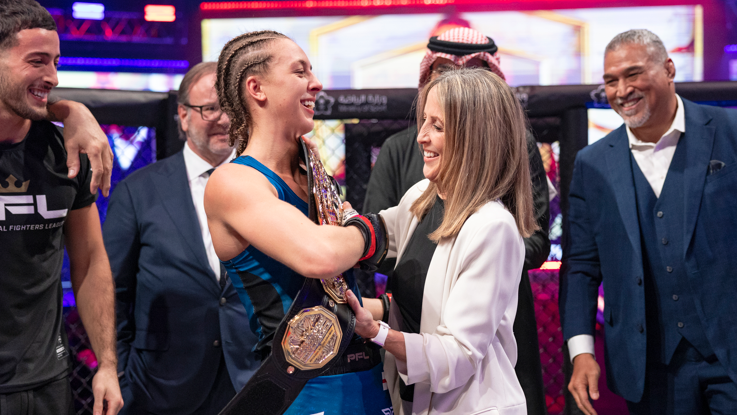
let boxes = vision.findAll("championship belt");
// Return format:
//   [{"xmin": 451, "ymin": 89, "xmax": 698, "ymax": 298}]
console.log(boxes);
[{"xmin": 219, "ymin": 140, "xmax": 363, "ymax": 415}]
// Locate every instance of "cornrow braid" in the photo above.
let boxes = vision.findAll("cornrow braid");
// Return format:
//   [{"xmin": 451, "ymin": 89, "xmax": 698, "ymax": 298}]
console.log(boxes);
[{"xmin": 216, "ymin": 30, "xmax": 288, "ymax": 156}]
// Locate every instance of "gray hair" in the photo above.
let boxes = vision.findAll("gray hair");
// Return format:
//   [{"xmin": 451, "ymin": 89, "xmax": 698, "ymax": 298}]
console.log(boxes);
[
  {"xmin": 605, "ymin": 29, "xmax": 668, "ymax": 64},
  {"xmin": 176, "ymin": 61, "xmax": 217, "ymax": 139},
  {"xmin": 177, "ymin": 61, "xmax": 217, "ymax": 105}
]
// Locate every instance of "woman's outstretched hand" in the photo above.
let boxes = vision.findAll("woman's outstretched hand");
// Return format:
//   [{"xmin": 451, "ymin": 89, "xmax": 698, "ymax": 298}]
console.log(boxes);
[{"xmin": 346, "ymin": 289, "xmax": 379, "ymax": 339}]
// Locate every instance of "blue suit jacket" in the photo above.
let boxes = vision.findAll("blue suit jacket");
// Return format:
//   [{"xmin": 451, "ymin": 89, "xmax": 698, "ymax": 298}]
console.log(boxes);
[
  {"xmin": 103, "ymin": 151, "xmax": 258, "ymax": 414},
  {"xmin": 560, "ymin": 98, "xmax": 737, "ymax": 402}
]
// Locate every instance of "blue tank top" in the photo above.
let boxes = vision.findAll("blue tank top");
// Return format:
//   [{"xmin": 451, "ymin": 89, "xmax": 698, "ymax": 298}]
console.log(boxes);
[
  {"xmin": 221, "ymin": 156, "xmax": 360, "ymax": 359},
  {"xmin": 221, "ymin": 156, "xmax": 392, "ymax": 414}
]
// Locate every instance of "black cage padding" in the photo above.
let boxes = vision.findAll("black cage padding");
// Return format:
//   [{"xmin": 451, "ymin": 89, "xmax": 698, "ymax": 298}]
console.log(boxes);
[
  {"xmin": 49, "ymin": 81, "xmax": 737, "ymax": 212},
  {"xmin": 51, "ymin": 88, "xmax": 182, "ymax": 161}
]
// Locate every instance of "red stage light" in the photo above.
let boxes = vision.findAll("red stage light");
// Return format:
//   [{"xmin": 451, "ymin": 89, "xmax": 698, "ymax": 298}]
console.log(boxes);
[
  {"xmin": 144, "ymin": 5, "xmax": 176, "ymax": 22},
  {"xmin": 201, "ymin": 0, "xmax": 461, "ymax": 11}
]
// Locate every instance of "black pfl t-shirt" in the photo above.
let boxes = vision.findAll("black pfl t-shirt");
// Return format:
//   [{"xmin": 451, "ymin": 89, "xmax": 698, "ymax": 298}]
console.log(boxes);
[{"xmin": 0, "ymin": 120, "xmax": 96, "ymax": 393}]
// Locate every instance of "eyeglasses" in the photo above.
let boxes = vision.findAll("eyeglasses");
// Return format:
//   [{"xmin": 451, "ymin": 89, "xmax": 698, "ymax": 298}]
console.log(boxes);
[{"xmin": 183, "ymin": 103, "xmax": 224, "ymax": 122}]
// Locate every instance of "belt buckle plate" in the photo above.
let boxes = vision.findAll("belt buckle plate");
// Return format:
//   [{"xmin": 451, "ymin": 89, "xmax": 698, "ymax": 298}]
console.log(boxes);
[{"xmin": 281, "ymin": 306, "xmax": 343, "ymax": 371}]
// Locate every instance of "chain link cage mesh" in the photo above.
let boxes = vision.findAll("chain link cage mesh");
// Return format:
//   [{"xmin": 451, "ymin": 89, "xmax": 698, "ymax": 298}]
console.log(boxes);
[{"xmin": 62, "ymin": 120, "xmax": 566, "ymax": 415}]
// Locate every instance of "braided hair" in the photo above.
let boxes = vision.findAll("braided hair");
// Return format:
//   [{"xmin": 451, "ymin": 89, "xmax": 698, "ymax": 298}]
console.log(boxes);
[{"xmin": 215, "ymin": 30, "xmax": 288, "ymax": 156}]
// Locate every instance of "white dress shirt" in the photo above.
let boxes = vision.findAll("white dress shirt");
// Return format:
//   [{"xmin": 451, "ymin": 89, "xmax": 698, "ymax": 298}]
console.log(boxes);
[
  {"xmin": 568, "ymin": 95, "xmax": 686, "ymax": 361},
  {"xmin": 182, "ymin": 142, "xmax": 235, "ymax": 282}
]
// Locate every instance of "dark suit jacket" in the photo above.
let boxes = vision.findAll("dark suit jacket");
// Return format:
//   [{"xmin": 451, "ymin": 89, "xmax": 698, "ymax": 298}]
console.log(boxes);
[
  {"xmin": 560, "ymin": 98, "xmax": 737, "ymax": 402},
  {"xmin": 103, "ymin": 151, "xmax": 259, "ymax": 414}
]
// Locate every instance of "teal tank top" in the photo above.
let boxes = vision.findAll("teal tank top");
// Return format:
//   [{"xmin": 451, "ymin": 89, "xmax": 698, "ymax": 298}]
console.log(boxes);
[
  {"xmin": 221, "ymin": 156, "xmax": 363, "ymax": 359},
  {"xmin": 221, "ymin": 156, "xmax": 391, "ymax": 414}
]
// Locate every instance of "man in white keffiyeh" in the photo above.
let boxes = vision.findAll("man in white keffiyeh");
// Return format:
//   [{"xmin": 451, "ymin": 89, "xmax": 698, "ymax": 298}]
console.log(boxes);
[{"xmin": 417, "ymin": 27, "xmax": 505, "ymax": 89}]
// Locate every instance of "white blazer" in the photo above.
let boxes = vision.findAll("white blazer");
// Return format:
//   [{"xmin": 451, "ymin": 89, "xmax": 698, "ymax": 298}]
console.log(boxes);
[{"xmin": 380, "ymin": 180, "xmax": 527, "ymax": 415}]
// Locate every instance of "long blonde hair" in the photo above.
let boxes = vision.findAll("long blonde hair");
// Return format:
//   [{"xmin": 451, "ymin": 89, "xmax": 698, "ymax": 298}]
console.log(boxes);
[{"xmin": 410, "ymin": 68, "xmax": 538, "ymax": 240}]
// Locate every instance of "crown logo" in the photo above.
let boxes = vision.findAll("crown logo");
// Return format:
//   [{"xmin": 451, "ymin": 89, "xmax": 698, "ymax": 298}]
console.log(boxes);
[{"xmin": 0, "ymin": 174, "xmax": 30, "ymax": 193}]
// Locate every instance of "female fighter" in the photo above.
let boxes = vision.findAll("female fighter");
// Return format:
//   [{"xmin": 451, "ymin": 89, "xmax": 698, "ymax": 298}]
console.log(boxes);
[{"xmin": 204, "ymin": 31, "xmax": 391, "ymax": 414}]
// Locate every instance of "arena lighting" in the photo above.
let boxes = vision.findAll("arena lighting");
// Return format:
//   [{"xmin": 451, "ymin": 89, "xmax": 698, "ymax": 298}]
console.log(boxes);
[
  {"xmin": 538, "ymin": 261, "xmax": 562, "ymax": 271},
  {"xmin": 59, "ymin": 57, "xmax": 189, "ymax": 69},
  {"xmin": 144, "ymin": 5, "xmax": 176, "ymax": 22},
  {"xmin": 201, "ymin": 0, "xmax": 500, "ymax": 11},
  {"xmin": 725, "ymin": 45, "xmax": 737, "ymax": 53},
  {"xmin": 72, "ymin": 2, "xmax": 105, "ymax": 20}
]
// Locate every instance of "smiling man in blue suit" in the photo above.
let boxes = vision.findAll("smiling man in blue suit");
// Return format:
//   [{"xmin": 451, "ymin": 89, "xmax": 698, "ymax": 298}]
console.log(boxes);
[
  {"xmin": 103, "ymin": 62, "xmax": 259, "ymax": 415},
  {"xmin": 561, "ymin": 30, "xmax": 737, "ymax": 415}
]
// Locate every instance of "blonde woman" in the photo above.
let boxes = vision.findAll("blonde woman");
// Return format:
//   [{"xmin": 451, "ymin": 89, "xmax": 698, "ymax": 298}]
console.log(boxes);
[{"xmin": 346, "ymin": 68, "xmax": 537, "ymax": 415}]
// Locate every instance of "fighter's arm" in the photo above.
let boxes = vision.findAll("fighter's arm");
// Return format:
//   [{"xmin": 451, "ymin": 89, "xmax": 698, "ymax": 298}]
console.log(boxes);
[
  {"xmin": 66, "ymin": 203, "xmax": 124, "ymax": 415},
  {"xmin": 205, "ymin": 164, "xmax": 365, "ymax": 280},
  {"xmin": 560, "ymin": 154, "xmax": 603, "ymax": 415},
  {"xmin": 47, "ymin": 99, "xmax": 113, "ymax": 197}
]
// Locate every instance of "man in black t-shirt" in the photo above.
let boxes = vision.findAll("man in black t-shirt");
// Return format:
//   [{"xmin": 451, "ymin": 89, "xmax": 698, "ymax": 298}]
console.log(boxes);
[{"xmin": 0, "ymin": 1, "xmax": 123, "ymax": 414}]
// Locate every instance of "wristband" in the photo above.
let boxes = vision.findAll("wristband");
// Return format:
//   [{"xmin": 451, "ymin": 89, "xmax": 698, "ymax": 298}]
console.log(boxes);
[
  {"xmin": 342, "ymin": 208, "xmax": 359, "ymax": 225},
  {"xmin": 355, "ymin": 217, "xmax": 377, "ymax": 261},
  {"xmin": 379, "ymin": 293, "xmax": 391, "ymax": 323},
  {"xmin": 343, "ymin": 213, "xmax": 388, "ymax": 272},
  {"xmin": 370, "ymin": 320, "xmax": 390, "ymax": 347}
]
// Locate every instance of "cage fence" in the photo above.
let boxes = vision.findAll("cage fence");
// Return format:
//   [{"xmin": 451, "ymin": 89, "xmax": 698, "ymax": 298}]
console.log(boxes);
[{"xmin": 62, "ymin": 119, "xmax": 567, "ymax": 415}]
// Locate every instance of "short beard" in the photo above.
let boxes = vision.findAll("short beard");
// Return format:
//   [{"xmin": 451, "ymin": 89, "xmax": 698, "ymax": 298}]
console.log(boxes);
[
  {"xmin": 187, "ymin": 130, "xmax": 232, "ymax": 162},
  {"xmin": 614, "ymin": 93, "xmax": 651, "ymax": 129},
  {"xmin": 620, "ymin": 104, "xmax": 651, "ymax": 129},
  {"xmin": 0, "ymin": 73, "xmax": 48, "ymax": 121}
]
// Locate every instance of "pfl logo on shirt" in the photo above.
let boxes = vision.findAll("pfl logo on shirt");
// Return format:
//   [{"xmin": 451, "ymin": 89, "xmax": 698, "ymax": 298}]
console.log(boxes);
[
  {"xmin": 0, "ymin": 174, "xmax": 29, "ymax": 193},
  {"xmin": 0, "ymin": 195, "xmax": 68, "ymax": 221},
  {"xmin": 0, "ymin": 174, "xmax": 68, "ymax": 221}
]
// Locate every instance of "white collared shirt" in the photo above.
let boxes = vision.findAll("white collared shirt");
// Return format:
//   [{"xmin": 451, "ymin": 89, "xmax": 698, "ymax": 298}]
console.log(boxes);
[
  {"xmin": 568, "ymin": 95, "xmax": 686, "ymax": 362},
  {"xmin": 626, "ymin": 94, "xmax": 686, "ymax": 197},
  {"xmin": 182, "ymin": 142, "xmax": 235, "ymax": 281}
]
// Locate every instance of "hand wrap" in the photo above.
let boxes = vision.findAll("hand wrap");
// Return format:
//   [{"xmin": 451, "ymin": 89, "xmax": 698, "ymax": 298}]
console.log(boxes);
[{"xmin": 343, "ymin": 213, "xmax": 388, "ymax": 272}]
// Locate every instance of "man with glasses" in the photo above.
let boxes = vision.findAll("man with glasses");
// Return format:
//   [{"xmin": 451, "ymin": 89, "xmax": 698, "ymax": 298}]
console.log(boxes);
[{"xmin": 103, "ymin": 62, "xmax": 259, "ymax": 415}]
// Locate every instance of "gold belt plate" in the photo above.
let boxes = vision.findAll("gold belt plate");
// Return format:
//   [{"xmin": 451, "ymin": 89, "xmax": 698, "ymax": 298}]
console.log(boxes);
[{"xmin": 281, "ymin": 306, "xmax": 342, "ymax": 371}]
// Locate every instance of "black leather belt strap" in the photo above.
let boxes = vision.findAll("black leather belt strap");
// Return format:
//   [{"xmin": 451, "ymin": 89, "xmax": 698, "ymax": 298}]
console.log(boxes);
[
  {"xmin": 219, "ymin": 278, "xmax": 357, "ymax": 415},
  {"xmin": 219, "ymin": 339, "xmax": 382, "ymax": 415},
  {"xmin": 320, "ymin": 341, "xmax": 382, "ymax": 377}
]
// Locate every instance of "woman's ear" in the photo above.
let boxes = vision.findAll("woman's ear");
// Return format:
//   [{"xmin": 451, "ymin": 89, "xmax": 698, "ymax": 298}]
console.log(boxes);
[{"xmin": 243, "ymin": 75, "xmax": 267, "ymax": 103}]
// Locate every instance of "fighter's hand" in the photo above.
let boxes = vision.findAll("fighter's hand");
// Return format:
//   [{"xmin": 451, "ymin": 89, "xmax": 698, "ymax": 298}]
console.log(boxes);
[
  {"xmin": 568, "ymin": 353, "xmax": 600, "ymax": 415},
  {"xmin": 301, "ymin": 135, "xmax": 320, "ymax": 153},
  {"xmin": 91, "ymin": 365, "xmax": 124, "ymax": 415},
  {"xmin": 346, "ymin": 289, "xmax": 380, "ymax": 339},
  {"xmin": 61, "ymin": 102, "xmax": 113, "ymax": 197}
]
